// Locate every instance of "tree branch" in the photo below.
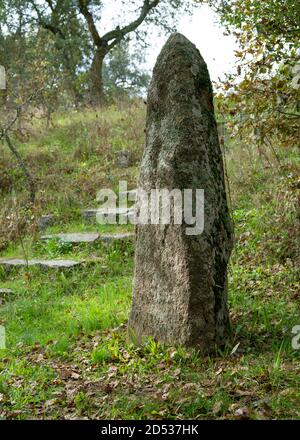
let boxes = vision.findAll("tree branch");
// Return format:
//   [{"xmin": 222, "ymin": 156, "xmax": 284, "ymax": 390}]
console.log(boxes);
[
  {"xmin": 4, "ymin": 134, "xmax": 36, "ymax": 204},
  {"xmin": 102, "ymin": 0, "xmax": 161, "ymax": 50},
  {"xmin": 29, "ymin": 0, "xmax": 66, "ymax": 39},
  {"xmin": 77, "ymin": 0, "xmax": 102, "ymax": 47},
  {"xmin": 78, "ymin": 0, "xmax": 161, "ymax": 52},
  {"xmin": 0, "ymin": 86, "xmax": 44, "ymax": 204},
  {"xmin": 276, "ymin": 108, "xmax": 300, "ymax": 118}
]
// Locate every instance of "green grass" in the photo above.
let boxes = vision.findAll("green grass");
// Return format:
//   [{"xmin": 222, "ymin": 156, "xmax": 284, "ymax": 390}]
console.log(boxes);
[{"xmin": 0, "ymin": 104, "xmax": 299, "ymax": 419}]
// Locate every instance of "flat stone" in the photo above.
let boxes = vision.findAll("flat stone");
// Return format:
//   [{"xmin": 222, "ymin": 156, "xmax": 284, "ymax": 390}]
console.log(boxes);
[
  {"xmin": 41, "ymin": 233, "xmax": 100, "ymax": 243},
  {"xmin": 96, "ymin": 207, "xmax": 131, "ymax": 216},
  {"xmin": 40, "ymin": 260, "xmax": 80, "ymax": 268},
  {"xmin": 37, "ymin": 214, "xmax": 55, "ymax": 230},
  {"xmin": 82, "ymin": 207, "xmax": 134, "ymax": 223},
  {"xmin": 100, "ymin": 233, "xmax": 134, "ymax": 243},
  {"xmin": 0, "ymin": 259, "xmax": 81, "ymax": 269}
]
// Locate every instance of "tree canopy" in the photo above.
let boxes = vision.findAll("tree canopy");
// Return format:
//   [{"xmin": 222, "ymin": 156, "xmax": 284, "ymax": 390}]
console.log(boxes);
[
  {"xmin": 0, "ymin": 0, "xmax": 194, "ymax": 106},
  {"xmin": 208, "ymin": 0, "xmax": 300, "ymax": 150}
]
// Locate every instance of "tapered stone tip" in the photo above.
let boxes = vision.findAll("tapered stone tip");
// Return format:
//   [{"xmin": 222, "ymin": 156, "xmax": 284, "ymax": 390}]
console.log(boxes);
[
  {"xmin": 148, "ymin": 32, "xmax": 213, "ymax": 124},
  {"xmin": 165, "ymin": 32, "xmax": 194, "ymax": 46},
  {"xmin": 152, "ymin": 31, "xmax": 208, "ymax": 77}
]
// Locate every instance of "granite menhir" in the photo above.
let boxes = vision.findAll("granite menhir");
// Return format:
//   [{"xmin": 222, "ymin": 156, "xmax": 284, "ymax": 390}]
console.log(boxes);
[{"xmin": 128, "ymin": 33, "xmax": 234, "ymax": 352}]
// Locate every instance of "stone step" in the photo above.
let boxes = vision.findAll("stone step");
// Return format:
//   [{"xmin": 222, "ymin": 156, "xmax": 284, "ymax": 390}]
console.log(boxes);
[
  {"xmin": 99, "ymin": 232, "xmax": 134, "ymax": 243},
  {"xmin": 41, "ymin": 232, "xmax": 134, "ymax": 244},
  {"xmin": 82, "ymin": 207, "xmax": 134, "ymax": 223},
  {"xmin": 41, "ymin": 232, "xmax": 100, "ymax": 243},
  {"xmin": 0, "ymin": 258, "xmax": 81, "ymax": 270}
]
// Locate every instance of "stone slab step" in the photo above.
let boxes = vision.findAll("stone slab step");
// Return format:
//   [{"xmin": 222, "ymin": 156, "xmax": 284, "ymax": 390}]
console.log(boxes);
[
  {"xmin": 41, "ymin": 232, "xmax": 134, "ymax": 244},
  {"xmin": 100, "ymin": 233, "xmax": 134, "ymax": 243},
  {"xmin": 41, "ymin": 232, "xmax": 100, "ymax": 243},
  {"xmin": 82, "ymin": 207, "xmax": 134, "ymax": 223},
  {"xmin": 0, "ymin": 258, "xmax": 81, "ymax": 269},
  {"xmin": 0, "ymin": 288, "xmax": 14, "ymax": 306}
]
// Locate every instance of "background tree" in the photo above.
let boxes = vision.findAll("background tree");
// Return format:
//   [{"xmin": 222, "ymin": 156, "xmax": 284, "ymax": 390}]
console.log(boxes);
[
  {"xmin": 0, "ymin": 0, "xmax": 90, "ymax": 106},
  {"xmin": 207, "ymin": 0, "xmax": 300, "ymax": 153},
  {"xmin": 1, "ymin": 0, "xmax": 194, "ymax": 106},
  {"xmin": 76, "ymin": 0, "xmax": 193, "ymax": 106},
  {"xmin": 103, "ymin": 40, "xmax": 150, "ymax": 101}
]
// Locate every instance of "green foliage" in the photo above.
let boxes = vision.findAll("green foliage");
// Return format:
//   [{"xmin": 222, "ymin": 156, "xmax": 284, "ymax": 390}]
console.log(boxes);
[
  {"xmin": 0, "ymin": 104, "xmax": 143, "ymax": 250},
  {"xmin": 0, "ymin": 0, "xmax": 195, "ymax": 106},
  {"xmin": 209, "ymin": 0, "xmax": 300, "ymax": 149},
  {"xmin": 0, "ymin": 105, "xmax": 299, "ymax": 419},
  {"xmin": 103, "ymin": 41, "xmax": 150, "ymax": 100},
  {"xmin": 39, "ymin": 239, "xmax": 73, "ymax": 258}
]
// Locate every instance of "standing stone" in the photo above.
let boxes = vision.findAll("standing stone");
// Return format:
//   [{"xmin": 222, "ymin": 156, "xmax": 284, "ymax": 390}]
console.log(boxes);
[{"xmin": 128, "ymin": 34, "xmax": 234, "ymax": 352}]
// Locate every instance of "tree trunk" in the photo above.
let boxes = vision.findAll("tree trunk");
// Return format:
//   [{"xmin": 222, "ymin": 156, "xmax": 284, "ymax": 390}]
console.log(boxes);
[{"xmin": 90, "ymin": 48, "xmax": 106, "ymax": 107}]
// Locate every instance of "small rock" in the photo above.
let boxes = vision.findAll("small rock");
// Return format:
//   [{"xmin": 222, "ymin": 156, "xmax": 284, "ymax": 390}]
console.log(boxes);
[
  {"xmin": 41, "ymin": 233, "xmax": 100, "ymax": 244},
  {"xmin": 37, "ymin": 214, "xmax": 54, "ymax": 230},
  {"xmin": 115, "ymin": 150, "xmax": 131, "ymax": 168}
]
